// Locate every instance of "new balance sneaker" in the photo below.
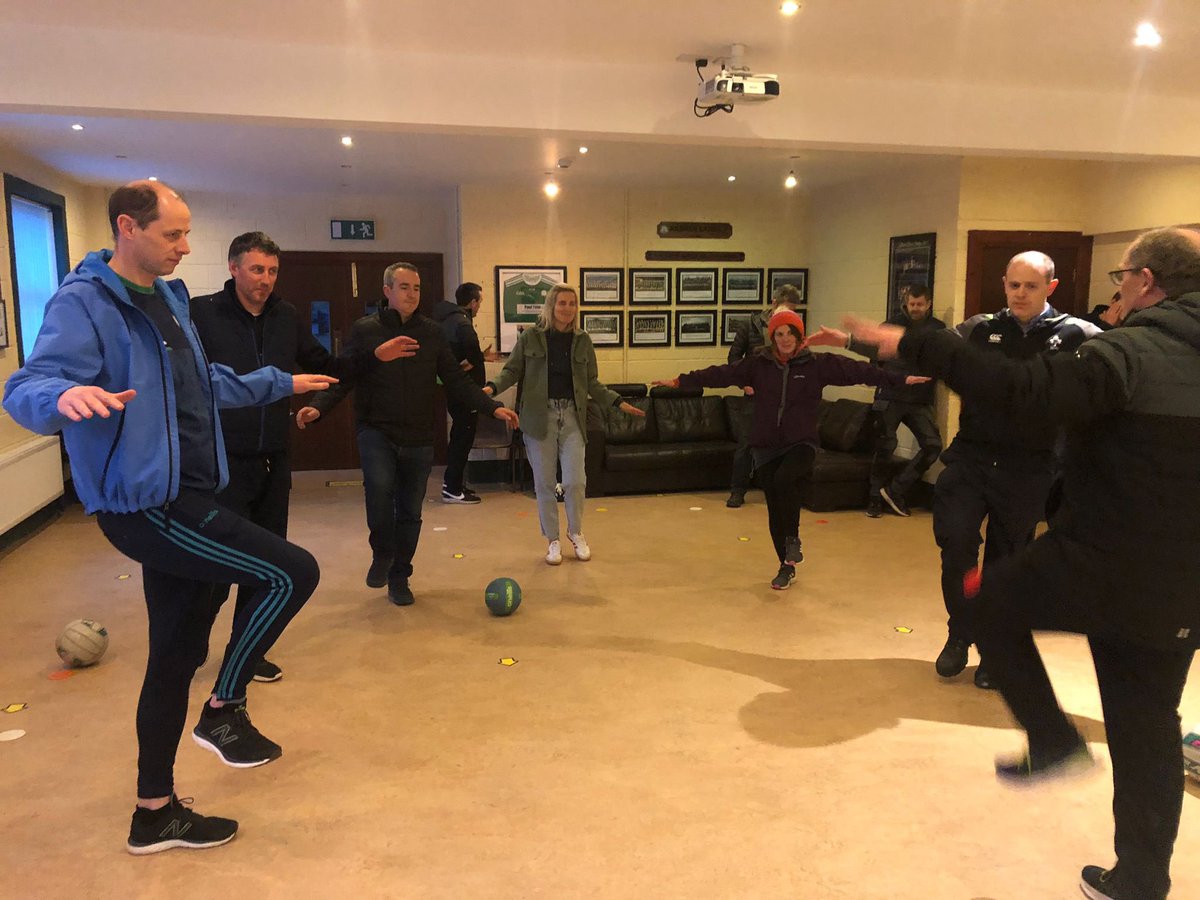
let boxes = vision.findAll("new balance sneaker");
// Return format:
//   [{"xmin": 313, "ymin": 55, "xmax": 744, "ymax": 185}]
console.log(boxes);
[
  {"xmin": 995, "ymin": 739, "xmax": 1096, "ymax": 786},
  {"xmin": 388, "ymin": 579, "xmax": 415, "ymax": 606},
  {"xmin": 442, "ymin": 487, "xmax": 482, "ymax": 504},
  {"xmin": 771, "ymin": 565, "xmax": 796, "ymax": 591},
  {"xmin": 568, "ymin": 532, "xmax": 592, "ymax": 561},
  {"xmin": 192, "ymin": 702, "xmax": 282, "ymax": 768},
  {"xmin": 865, "ymin": 497, "xmax": 884, "ymax": 518},
  {"xmin": 880, "ymin": 485, "xmax": 911, "ymax": 517},
  {"xmin": 365, "ymin": 555, "xmax": 392, "ymax": 589},
  {"xmin": 782, "ymin": 536, "xmax": 803, "ymax": 567},
  {"xmin": 545, "ymin": 540, "xmax": 563, "ymax": 566},
  {"xmin": 252, "ymin": 658, "xmax": 282, "ymax": 683},
  {"xmin": 126, "ymin": 795, "xmax": 237, "ymax": 855}
]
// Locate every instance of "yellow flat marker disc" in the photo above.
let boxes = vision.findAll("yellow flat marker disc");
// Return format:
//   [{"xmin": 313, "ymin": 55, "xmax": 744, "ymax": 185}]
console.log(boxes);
[
  {"xmin": 738, "ymin": 536, "xmax": 751, "ymax": 542},
  {"xmin": 116, "ymin": 574, "xmax": 131, "ymax": 580},
  {"xmin": 498, "ymin": 657, "xmax": 518, "ymax": 666},
  {"xmin": 453, "ymin": 553, "xmax": 465, "ymax": 559},
  {"xmin": 596, "ymin": 507, "xmax": 608, "ymax": 512},
  {"xmin": 894, "ymin": 626, "xmax": 913, "ymax": 634},
  {"xmin": 3, "ymin": 704, "xmax": 27, "ymax": 714},
  {"xmin": 689, "ymin": 506, "xmax": 703, "ymax": 511}
]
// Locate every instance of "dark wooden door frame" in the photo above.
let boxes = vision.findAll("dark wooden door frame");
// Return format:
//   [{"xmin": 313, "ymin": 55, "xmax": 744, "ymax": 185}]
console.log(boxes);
[{"xmin": 964, "ymin": 230, "xmax": 1093, "ymax": 319}]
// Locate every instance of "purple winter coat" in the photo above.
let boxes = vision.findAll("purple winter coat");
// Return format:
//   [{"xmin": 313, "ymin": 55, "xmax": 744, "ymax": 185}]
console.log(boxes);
[{"xmin": 678, "ymin": 350, "xmax": 906, "ymax": 449}]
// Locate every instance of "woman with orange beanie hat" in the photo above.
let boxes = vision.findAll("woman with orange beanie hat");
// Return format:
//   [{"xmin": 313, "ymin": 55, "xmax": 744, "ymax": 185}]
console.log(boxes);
[{"xmin": 656, "ymin": 309, "xmax": 926, "ymax": 589}]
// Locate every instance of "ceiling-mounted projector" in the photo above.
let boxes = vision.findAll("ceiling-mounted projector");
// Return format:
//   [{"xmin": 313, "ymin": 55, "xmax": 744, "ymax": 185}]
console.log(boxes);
[{"xmin": 696, "ymin": 72, "xmax": 780, "ymax": 108}]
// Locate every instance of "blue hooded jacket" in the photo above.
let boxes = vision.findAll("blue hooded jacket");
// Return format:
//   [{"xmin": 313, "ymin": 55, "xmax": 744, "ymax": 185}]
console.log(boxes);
[{"xmin": 3, "ymin": 250, "xmax": 293, "ymax": 514}]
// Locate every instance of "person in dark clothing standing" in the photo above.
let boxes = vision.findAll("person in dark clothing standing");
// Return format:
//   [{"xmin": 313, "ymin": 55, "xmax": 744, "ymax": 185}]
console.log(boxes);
[
  {"xmin": 724, "ymin": 283, "xmax": 803, "ymax": 508},
  {"xmin": 810, "ymin": 284, "xmax": 947, "ymax": 517},
  {"xmin": 656, "ymin": 308, "xmax": 924, "ymax": 590},
  {"xmin": 296, "ymin": 263, "xmax": 518, "ymax": 606},
  {"xmin": 844, "ymin": 226, "xmax": 1200, "ymax": 900},
  {"xmin": 430, "ymin": 281, "xmax": 497, "ymax": 504},
  {"xmin": 191, "ymin": 232, "xmax": 414, "ymax": 682}
]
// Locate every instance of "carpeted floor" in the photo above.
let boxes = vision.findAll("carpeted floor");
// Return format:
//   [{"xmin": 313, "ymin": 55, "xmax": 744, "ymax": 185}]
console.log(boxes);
[{"xmin": 1, "ymin": 471, "xmax": 1197, "ymax": 899}]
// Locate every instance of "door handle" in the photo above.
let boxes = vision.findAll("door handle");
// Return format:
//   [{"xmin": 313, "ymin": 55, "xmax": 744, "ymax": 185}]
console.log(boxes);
[{"xmin": 333, "ymin": 329, "xmax": 343, "ymax": 356}]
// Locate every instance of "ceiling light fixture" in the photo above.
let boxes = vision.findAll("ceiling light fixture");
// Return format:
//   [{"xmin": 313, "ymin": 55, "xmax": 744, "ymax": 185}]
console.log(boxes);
[
  {"xmin": 784, "ymin": 171, "xmax": 798, "ymax": 189},
  {"xmin": 71, "ymin": 123, "xmax": 84, "ymax": 131},
  {"xmin": 543, "ymin": 179, "xmax": 560, "ymax": 199},
  {"xmin": 780, "ymin": 1, "xmax": 800, "ymax": 15},
  {"xmin": 341, "ymin": 135, "xmax": 354, "ymax": 147},
  {"xmin": 579, "ymin": 146, "xmax": 589, "ymax": 154},
  {"xmin": 1133, "ymin": 22, "xmax": 1162, "ymax": 47},
  {"xmin": 148, "ymin": 176, "xmax": 158, "ymax": 182},
  {"xmin": 727, "ymin": 175, "xmax": 737, "ymax": 183}
]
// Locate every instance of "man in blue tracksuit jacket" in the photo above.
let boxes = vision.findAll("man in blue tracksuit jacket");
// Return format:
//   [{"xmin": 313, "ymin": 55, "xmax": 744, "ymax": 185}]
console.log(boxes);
[{"xmin": 3, "ymin": 181, "xmax": 339, "ymax": 855}]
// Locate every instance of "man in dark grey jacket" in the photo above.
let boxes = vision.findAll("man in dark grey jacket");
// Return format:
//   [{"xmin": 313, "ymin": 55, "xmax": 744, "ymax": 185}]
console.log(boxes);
[{"xmin": 845, "ymin": 226, "xmax": 1200, "ymax": 900}]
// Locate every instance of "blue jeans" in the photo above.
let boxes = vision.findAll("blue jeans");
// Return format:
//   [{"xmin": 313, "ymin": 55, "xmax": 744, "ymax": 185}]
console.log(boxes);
[
  {"xmin": 522, "ymin": 399, "xmax": 586, "ymax": 539},
  {"xmin": 357, "ymin": 426, "xmax": 434, "ymax": 580}
]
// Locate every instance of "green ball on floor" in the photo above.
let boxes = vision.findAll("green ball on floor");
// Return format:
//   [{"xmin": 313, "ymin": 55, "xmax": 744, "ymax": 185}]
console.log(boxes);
[{"xmin": 485, "ymin": 578, "xmax": 522, "ymax": 617}]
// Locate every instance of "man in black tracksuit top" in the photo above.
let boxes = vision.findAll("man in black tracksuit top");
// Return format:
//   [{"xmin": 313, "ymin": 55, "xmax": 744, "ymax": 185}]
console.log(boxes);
[
  {"xmin": 847, "ymin": 226, "xmax": 1200, "ymax": 900},
  {"xmin": 191, "ymin": 232, "xmax": 403, "ymax": 681},
  {"xmin": 297, "ymin": 262, "xmax": 518, "ymax": 606},
  {"xmin": 932, "ymin": 252, "xmax": 1099, "ymax": 689}
]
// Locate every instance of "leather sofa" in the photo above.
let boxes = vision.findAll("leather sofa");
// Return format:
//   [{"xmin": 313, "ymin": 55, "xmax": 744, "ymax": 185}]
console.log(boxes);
[{"xmin": 584, "ymin": 385, "xmax": 883, "ymax": 511}]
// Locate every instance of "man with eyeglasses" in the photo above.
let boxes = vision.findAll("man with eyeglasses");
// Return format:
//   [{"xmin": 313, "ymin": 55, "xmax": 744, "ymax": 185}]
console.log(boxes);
[{"xmin": 844, "ymin": 225, "xmax": 1200, "ymax": 900}]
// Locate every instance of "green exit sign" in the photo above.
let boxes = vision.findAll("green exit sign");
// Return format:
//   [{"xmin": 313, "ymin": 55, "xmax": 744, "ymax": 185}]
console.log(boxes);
[{"xmin": 330, "ymin": 219, "xmax": 375, "ymax": 240}]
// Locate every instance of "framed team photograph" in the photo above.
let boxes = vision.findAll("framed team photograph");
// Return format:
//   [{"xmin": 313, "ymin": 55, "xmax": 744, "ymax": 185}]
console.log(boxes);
[
  {"xmin": 767, "ymin": 268, "xmax": 808, "ymax": 303},
  {"xmin": 675, "ymin": 310, "xmax": 717, "ymax": 346},
  {"xmin": 580, "ymin": 311, "xmax": 623, "ymax": 346},
  {"xmin": 629, "ymin": 311, "xmax": 671, "ymax": 347},
  {"xmin": 721, "ymin": 309, "xmax": 756, "ymax": 346},
  {"xmin": 494, "ymin": 265, "xmax": 566, "ymax": 353},
  {"xmin": 629, "ymin": 268, "xmax": 671, "ymax": 305},
  {"xmin": 887, "ymin": 233, "xmax": 936, "ymax": 321},
  {"xmin": 675, "ymin": 268, "xmax": 718, "ymax": 304},
  {"xmin": 579, "ymin": 267, "xmax": 624, "ymax": 305},
  {"xmin": 722, "ymin": 268, "xmax": 764, "ymax": 304}
]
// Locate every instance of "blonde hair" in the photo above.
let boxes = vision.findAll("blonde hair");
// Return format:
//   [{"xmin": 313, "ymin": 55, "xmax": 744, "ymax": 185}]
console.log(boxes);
[{"xmin": 536, "ymin": 283, "xmax": 579, "ymax": 331}]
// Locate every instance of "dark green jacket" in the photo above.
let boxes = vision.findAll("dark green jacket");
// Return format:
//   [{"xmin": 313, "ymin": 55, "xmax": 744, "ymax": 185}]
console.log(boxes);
[{"xmin": 490, "ymin": 327, "xmax": 620, "ymax": 440}]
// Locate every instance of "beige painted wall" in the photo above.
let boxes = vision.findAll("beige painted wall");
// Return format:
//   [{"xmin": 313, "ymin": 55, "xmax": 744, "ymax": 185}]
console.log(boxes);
[{"xmin": 459, "ymin": 184, "xmax": 809, "ymax": 386}]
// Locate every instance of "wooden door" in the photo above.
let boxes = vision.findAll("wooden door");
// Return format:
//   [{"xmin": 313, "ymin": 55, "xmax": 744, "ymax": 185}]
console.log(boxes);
[
  {"xmin": 275, "ymin": 250, "xmax": 446, "ymax": 471},
  {"xmin": 964, "ymin": 230, "xmax": 1093, "ymax": 320}
]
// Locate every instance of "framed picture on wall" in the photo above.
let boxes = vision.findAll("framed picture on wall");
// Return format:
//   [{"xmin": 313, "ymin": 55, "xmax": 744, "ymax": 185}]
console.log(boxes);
[
  {"xmin": 722, "ymin": 268, "xmax": 764, "ymax": 304},
  {"xmin": 494, "ymin": 265, "xmax": 566, "ymax": 353},
  {"xmin": 767, "ymin": 268, "xmax": 808, "ymax": 303},
  {"xmin": 675, "ymin": 310, "xmax": 717, "ymax": 346},
  {"xmin": 580, "ymin": 311, "xmax": 623, "ymax": 346},
  {"xmin": 0, "ymin": 299, "xmax": 8, "ymax": 349},
  {"xmin": 675, "ymin": 268, "xmax": 718, "ymax": 304},
  {"xmin": 629, "ymin": 311, "xmax": 671, "ymax": 347},
  {"xmin": 629, "ymin": 268, "xmax": 671, "ymax": 304},
  {"xmin": 579, "ymin": 268, "xmax": 624, "ymax": 305},
  {"xmin": 887, "ymin": 233, "xmax": 936, "ymax": 321},
  {"xmin": 721, "ymin": 309, "xmax": 755, "ymax": 346}
]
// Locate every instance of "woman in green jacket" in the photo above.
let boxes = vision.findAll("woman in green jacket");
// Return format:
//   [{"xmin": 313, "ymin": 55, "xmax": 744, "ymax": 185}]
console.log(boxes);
[{"xmin": 487, "ymin": 283, "xmax": 644, "ymax": 564}]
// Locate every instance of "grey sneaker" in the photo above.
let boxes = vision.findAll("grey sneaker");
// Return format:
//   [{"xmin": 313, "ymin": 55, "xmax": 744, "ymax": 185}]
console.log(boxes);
[
  {"xmin": 770, "ymin": 565, "xmax": 796, "ymax": 591},
  {"xmin": 782, "ymin": 537, "xmax": 803, "ymax": 566}
]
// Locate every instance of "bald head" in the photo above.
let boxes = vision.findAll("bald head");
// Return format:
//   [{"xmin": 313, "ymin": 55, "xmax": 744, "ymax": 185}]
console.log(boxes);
[
  {"xmin": 1006, "ymin": 250, "xmax": 1056, "ymax": 283},
  {"xmin": 1003, "ymin": 250, "xmax": 1059, "ymax": 325}
]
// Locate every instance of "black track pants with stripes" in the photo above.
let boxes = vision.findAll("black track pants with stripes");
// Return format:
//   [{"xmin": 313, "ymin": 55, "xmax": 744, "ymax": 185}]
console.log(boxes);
[{"xmin": 98, "ymin": 489, "xmax": 319, "ymax": 798}]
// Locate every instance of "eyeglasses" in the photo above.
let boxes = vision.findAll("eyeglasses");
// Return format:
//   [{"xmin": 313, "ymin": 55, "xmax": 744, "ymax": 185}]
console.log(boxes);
[{"xmin": 1107, "ymin": 267, "xmax": 1144, "ymax": 286}]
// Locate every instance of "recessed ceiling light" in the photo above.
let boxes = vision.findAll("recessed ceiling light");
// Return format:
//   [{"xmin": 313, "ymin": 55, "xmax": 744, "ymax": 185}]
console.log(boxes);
[
  {"xmin": 784, "ymin": 171, "xmax": 798, "ymax": 189},
  {"xmin": 71, "ymin": 123, "xmax": 84, "ymax": 131},
  {"xmin": 578, "ymin": 146, "xmax": 589, "ymax": 154},
  {"xmin": 780, "ymin": 1, "xmax": 801, "ymax": 15},
  {"xmin": 341, "ymin": 135, "xmax": 354, "ymax": 147},
  {"xmin": 727, "ymin": 175, "xmax": 737, "ymax": 182},
  {"xmin": 148, "ymin": 176, "xmax": 158, "ymax": 182},
  {"xmin": 543, "ymin": 179, "xmax": 560, "ymax": 199},
  {"xmin": 1134, "ymin": 22, "xmax": 1162, "ymax": 47}
]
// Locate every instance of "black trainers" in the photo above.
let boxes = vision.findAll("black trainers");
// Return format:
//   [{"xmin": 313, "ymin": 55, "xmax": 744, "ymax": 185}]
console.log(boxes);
[
  {"xmin": 771, "ymin": 565, "xmax": 796, "ymax": 591},
  {"xmin": 389, "ymin": 579, "xmax": 415, "ymax": 606},
  {"xmin": 252, "ymin": 658, "xmax": 283, "ymax": 683},
  {"xmin": 935, "ymin": 637, "xmax": 970, "ymax": 677},
  {"xmin": 127, "ymin": 795, "xmax": 237, "ymax": 855},
  {"xmin": 866, "ymin": 497, "xmax": 883, "ymax": 518},
  {"xmin": 995, "ymin": 739, "xmax": 1096, "ymax": 785},
  {"xmin": 880, "ymin": 486, "xmax": 910, "ymax": 517},
  {"xmin": 973, "ymin": 664, "xmax": 996, "ymax": 690},
  {"xmin": 192, "ymin": 702, "xmax": 282, "ymax": 768},
  {"xmin": 441, "ymin": 487, "xmax": 482, "ymax": 504},
  {"xmin": 782, "ymin": 536, "xmax": 803, "ymax": 567},
  {"xmin": 366, "ymin": 556, "xmax": 391, "ymax": 589},
  {"xmin": 1080, "ymin": 864, "xmax": 1161, "ymax": 900},
  {"xmin": 726, "ymin": 492, "xmax": 745, "ymax": 509}
]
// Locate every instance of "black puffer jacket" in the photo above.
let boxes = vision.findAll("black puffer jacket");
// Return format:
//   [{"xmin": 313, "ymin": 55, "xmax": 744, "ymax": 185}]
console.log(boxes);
[{"xmin": 900, "ymin": 293, "xmax": 1200, "ymax": 650}]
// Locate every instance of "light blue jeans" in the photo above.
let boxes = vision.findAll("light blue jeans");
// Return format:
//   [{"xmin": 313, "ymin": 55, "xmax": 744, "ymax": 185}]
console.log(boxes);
[{"xmin": 523, "ymin": 399, "xmax": 586, "ymax": 539}]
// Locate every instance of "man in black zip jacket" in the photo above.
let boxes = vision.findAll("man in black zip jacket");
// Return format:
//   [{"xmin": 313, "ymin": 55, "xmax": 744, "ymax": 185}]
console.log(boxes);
[
  {"xmin": 297, "ymin": 262, "xmax": 518, "ymax": 606},
  {"xmin": 932, "ymin": 252, "xmax": 1099, "ymax": 689},
  {"xmin": 191, "ymin": 232, "xmax": 414, "ymax": 681},
  {"xmin": 844, "ymin": 226, "xmax": 1200, "ymax": 900}
]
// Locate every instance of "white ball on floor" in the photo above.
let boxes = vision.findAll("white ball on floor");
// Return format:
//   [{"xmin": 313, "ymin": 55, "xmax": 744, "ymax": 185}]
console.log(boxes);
[{"xmin": 56, "ymin": 619, "xmax": 109, "ymax": 668}]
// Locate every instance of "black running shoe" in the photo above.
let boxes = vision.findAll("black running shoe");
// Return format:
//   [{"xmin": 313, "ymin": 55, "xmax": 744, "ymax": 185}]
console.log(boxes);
[
  {"xmin": 783, "ymin": 536, "xmax": 803, "ymax": 566},
  {"xmin": 192, "ymin": 703, "xmax": 282, "ymax": 768},
  {"xmin": 771, "ymin": 565, "xmax": 796, "ymax": 591},
  {"xmin": 865, "ymin": 497, "xmax": 884, "ymax": 518},
  {"xmin": 389, "ymin": 579, "xmax": 415, "ymax": 606},
  {"xmin": 880, "ymin": 486, "xmax": 911, "ymax": 517},
  {"xmin": 1080, "ymin": 864, "xmax": 1161, "ymax": 900},
  {"xmin": 252, "ymin": 658, "xmax": 283, "ymax": 683},
  {"xmin": 995, "ymin": 739, "xmax": 1095, "ymax": 785},
  {"xmin": 935, "ymin": 637, "xmax": 970, "ymax": 678},
  {"xmin": 126, "ymin": 795, "xmax": 237, "ymax": 855},
  {"xmin": 441, "ymin": 487, "xmax": 482, "ymax": 504},
  {"xmin": 366, "ymin": 556, "xmax": 391, "ymax": 589},
  {"xmin": 726, "ymin": 492, "xmax": 745, "ymax": 509}
]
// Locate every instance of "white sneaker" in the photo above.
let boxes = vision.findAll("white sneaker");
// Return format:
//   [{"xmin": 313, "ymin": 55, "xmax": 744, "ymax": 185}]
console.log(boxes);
[
  {"xmin": 545, "ymin": 540, "xmax": 563, "ymax": 565},
  {"xmin": 568, "ymin": 532, "xmax": 591, "ymax": 561}
]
